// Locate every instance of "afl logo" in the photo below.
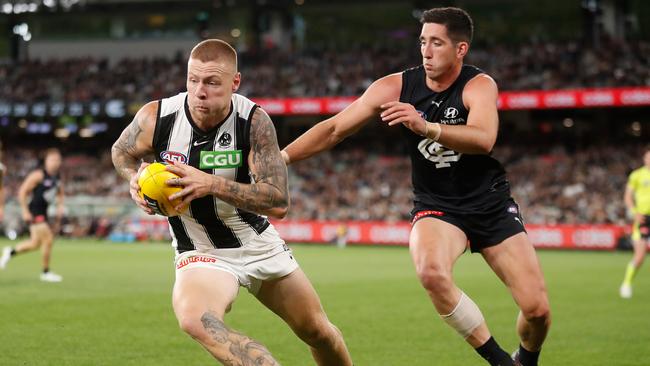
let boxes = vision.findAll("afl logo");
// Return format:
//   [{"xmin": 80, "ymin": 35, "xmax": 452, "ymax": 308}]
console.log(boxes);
[
  {"xmin": 416, "ymin": 110, "xmax": 427, "ymax": 119},
  {"xmin": 444, "ymin": 107, "xmax": 459, "ymax": 119},
  {"xmin": 160, "ymin": 151, "xmax": 188, "ymax": 164}
]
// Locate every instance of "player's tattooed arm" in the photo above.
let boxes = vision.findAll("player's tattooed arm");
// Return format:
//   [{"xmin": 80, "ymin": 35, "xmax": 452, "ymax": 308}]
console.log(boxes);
[
  {"xmin": 201, "ymin": 311, "xmax": 280, "ymax": 366},
  {"xmin": 219, "ymin": 108, "xmax": 289, "ymax": 218},
  {"xmin": 112, "ymin": 101, "xmax": 157, "ymax": 215},
  {"xmin": 111, "ymin": 101, "xmax": 157, "ymax": 181}
]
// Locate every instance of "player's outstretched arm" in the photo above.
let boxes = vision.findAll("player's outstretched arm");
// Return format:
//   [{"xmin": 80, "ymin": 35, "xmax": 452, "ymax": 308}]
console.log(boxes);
[
  {"xmin": 166, "ymin": 108, "xmax": 289, "ymax": 219},
  {"xmin": 380, "ymin": 74, "xmax": 499, "ymax": 154},
  {"xmin": 18, "ymin": 170, "xmax": 43, "ymax": 222},
  {"xmin": 282, "ymin": 73, "xmax": 402, "ymax": 164},
  {"xmin": 111, "ymin": 101, "xmax": 157, "ymax": 214}
]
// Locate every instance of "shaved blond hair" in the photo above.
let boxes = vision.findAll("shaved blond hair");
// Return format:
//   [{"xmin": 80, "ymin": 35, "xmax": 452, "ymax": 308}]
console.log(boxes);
[{"xmin": 190, "ymin": 39, "xmax": 238, "ymax": 72}]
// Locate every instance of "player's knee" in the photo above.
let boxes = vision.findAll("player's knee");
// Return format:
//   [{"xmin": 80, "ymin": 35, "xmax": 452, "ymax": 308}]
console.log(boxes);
[
  {"xmin": 416, "ymin": 263, "xmax": 453, "ymax": 294},
  {"xmin": 521, "ymin": 298, "xmax": 551, "ymax": 325},
  {"xmin": 294, "ymin": 317, "xmax": 337, "ymax": 348},
  {"xmin": 176, "ymin": 311, "xmax": 210, "ymax": 341},
  {"xmin": 25, "ymin": 240, "xmax": 40, "ymax": 250},
  {"xmin": 634, "ymin": 250, "xmax": 646, "ymax": 264},
  {"xmin": 633, "ymin": 256, "xmax": 645, "ymax": 267},
  {"xmin": 177, "ymin": 316, "xmax": 204, "ymax": 339}
]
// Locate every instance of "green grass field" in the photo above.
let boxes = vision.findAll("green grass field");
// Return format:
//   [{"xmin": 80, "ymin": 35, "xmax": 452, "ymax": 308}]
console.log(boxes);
[{"xmin": 0, "ymin": 239, "xmax": 648, "ymax": 365}]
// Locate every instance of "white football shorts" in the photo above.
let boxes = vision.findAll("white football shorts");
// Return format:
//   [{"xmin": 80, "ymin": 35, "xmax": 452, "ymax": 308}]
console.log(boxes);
[{"xmin": 174, "ymin": 225, "xmax": 298, "ymax": 295}]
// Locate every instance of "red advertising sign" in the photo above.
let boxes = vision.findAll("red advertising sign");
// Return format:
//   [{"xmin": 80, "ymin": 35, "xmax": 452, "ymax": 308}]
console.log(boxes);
[
  {"xmin": 272, "ymin": 221, "xmax": 626, "ymax": 251},
  {"xmin": 126, "ymin": 218, "xmax": 627, "ymax": 251},
  {"xmin": 253, "ymin": 87, "xmax": 650, "ymax": 115}
]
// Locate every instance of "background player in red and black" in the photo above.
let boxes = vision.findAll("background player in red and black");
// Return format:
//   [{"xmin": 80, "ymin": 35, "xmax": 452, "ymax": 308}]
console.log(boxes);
[
  {"xmin": 0, "ymin": 148, "xmax": 65, "ymax": 282},
  {"xmin": 282, "ymin": 7, "xmax": 550, "ymax": 366}
]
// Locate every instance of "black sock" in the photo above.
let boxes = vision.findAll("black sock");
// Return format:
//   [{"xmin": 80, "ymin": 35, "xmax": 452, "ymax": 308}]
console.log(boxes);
[
  {"xmin": 43, "ymin": 267, "xmax": 49, "ymax": 274},
  {"xmin": 10, "ymin": 248, "xmax": 16, "ymax": 256},
  {"xmin": 518, "ymin": 344, "xmax": 540, "ymax": 366},
  {"xmin": 475, "ymin": 337, "xmax": 514, "ymax": 366}
]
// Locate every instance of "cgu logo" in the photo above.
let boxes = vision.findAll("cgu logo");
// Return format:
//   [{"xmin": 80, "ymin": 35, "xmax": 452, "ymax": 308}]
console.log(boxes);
[
  {"xmin": 200, "ymin": 150, "xmax": 243, "ymax": 169},
  {"xmin": 160, "ymin": 151, "xmax": 188, "ymax": 164}
]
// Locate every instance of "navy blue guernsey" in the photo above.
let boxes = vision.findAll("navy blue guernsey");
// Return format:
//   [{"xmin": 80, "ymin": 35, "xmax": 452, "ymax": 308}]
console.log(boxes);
[
  {"xmin": 399, "ymin": 64, "xmax": 509, "ymax": 214},
  {"xmin": 29, "ymin": 169, "xmax": 60, "ymax": 218}
]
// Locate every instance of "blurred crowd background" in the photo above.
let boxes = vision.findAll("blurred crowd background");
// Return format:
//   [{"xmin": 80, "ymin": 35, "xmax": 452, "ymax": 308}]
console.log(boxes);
[{"xmin": 3, "ymin": 37, "xmax": 649, "ymax": 104}]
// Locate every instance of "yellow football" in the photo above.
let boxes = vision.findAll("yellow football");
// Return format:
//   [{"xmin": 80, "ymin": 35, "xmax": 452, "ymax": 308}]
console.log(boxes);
[{"xmin": 138, "ymin": 162, "xmax": 186, "ymax": 217}]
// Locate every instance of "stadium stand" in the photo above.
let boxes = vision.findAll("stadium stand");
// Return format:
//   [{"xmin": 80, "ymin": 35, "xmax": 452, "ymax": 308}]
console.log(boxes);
[{"xmin": 2, "ymin": 38, "xmax": 648, "ymax": 103}]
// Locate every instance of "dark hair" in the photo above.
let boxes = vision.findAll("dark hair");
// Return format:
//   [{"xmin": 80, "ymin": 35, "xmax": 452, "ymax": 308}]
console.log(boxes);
[{"xmin": 420, "ymin": 7, "xmax": 473, "ymax": 44}]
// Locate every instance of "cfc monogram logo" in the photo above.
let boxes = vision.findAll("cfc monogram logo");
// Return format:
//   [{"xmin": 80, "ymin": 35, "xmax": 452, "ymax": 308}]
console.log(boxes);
[{"xmin": 417, "ymin": 140, "xmax": 462, "ymax": 168}]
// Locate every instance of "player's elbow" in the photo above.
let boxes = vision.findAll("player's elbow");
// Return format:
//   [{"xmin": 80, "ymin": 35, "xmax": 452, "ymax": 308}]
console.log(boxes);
[
  {"xmin": 110, "ymin": 141, "xmax": 120, "ymax": 154},
  {"xmin": 474, "ymin": 141, "xmax": 494, "ymax": 155},
  {"xmin": 329, "ymin": 130, "xmax": 347, "ymax": 146},
  {"xmin": 272, "ymin": 207, "xmax": 289, "ymax": 219},
  {"xmin": 268, "ymin": 189, "xmax": 289, "ymax": 219},
  {"xmin": 473, "ymin": 132, "xmax": 496, "ymax": 154},
  {"xmin": 110, "ymin": 144, "xmax": 124, "ymax": 164},
  {"xmin": 267, "ymin": 204, "xmax": 288, "ymax": 219},
  {"xmin": 462, "ymin": 140, "xmax": 493, "ymax": 155},
  {"xmin": 326, "ymin": 119, "xmax": 351, "ymax": 146}
]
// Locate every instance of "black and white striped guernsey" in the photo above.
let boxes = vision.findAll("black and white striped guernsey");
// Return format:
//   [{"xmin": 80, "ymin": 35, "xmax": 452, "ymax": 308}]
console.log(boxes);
[{"xmin": 152, "ymin": 92, "xmax": 270, "ymax": 253}]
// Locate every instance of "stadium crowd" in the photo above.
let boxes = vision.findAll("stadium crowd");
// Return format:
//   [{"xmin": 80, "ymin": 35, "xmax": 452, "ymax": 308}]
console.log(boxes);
[
  {"xmin": 0, "ymin": 144, "xmax": 638, "ymax": 229},
  {"xmin": 2, "ymin": 38, "xmax": 649, "ymax": 103},
  {"xmin": 1, "ymin": 148, "xmax": 128, "ymax": 199}
]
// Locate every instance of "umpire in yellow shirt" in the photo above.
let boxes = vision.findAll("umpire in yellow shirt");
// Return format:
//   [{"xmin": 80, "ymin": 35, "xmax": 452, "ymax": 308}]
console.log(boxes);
[{"xmin": 620, "ymin": 148, "xmax": 650, "ymax": 299}]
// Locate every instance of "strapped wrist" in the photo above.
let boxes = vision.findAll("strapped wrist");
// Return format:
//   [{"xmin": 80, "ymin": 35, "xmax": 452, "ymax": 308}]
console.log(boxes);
[{"xmin": 430, "ymin": 123, "xmax": 442, "ymax": 142}]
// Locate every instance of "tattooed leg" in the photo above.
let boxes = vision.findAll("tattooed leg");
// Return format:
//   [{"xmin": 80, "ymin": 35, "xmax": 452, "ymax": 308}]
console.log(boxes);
[
  {"xmin": 173, "ymin": 267, "xmax": 279, "ymax": 365},
  {"xmin": 200, "ymin": 311, "xmax": 280, "ymax": 366}
]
